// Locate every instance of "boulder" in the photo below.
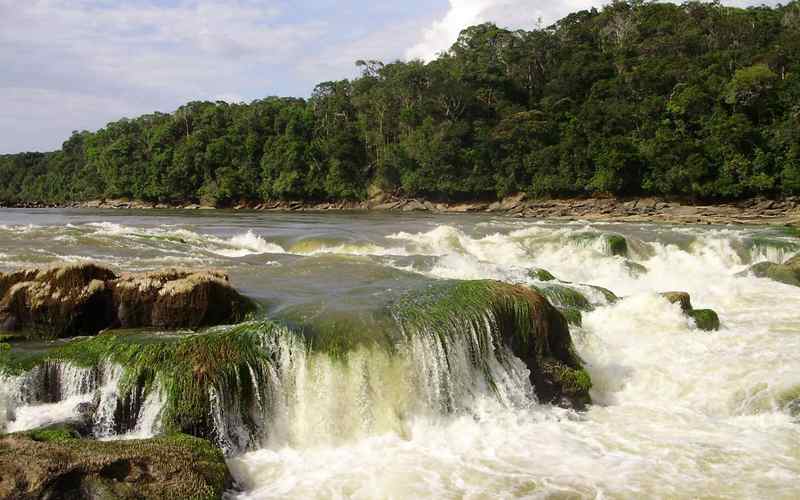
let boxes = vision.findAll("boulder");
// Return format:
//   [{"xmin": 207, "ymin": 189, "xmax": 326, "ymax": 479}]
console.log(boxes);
[
  {"xmin": 110, "ymin": 269, "xmax": 253, "ymax": 329},
  {"xmin": 0, "ymin": 430, "xmax": 232, "ymax": 499},
  {"xmin": 394, "ymin": 280, "xmax": 592, "ymax": 410},
  {"xmin": 0, "ymin": 264, "xmax": 116, "ymax": 338},
  {"xmin": 0, "ymin": 264, "xmax": 254, "ymax": 338},
  {"xmin": 747, "ymin": 255, "xmax": 800, "ymax": 287},
  {"xmin": 688, "ymin": 309, "xmax": 720, "ymax": 331},
  {"xmin": 660, "ymin": 291, "xmax": 720, "ymax": 331},
  {"xmin": 661, "ymin": 291, "xmax": 692, "ymax": 313}
]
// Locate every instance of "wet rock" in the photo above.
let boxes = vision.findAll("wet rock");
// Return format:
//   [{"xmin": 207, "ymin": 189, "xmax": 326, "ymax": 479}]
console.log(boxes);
[
  {"xmin": 394, "ymin": 280, "xmax": 592, "ymax": 410},
  {"xmin": 688, "ymin": 309, "xmax": 720, "ymax": 331},
  {"xmin": 605, "ymin": 234, "xmax": 629, "ymax": 257},
  {"xmin": 0, "ymin": 264, "xmax": 254, "ymax": 338},
  {"xmin": 747, "ymin": 255, "xmax": 800, "ymax": 287},
  {"xmin": 623, "ymin": 260, "xmax": 649, "ymax": 277},
  {"xmin": 110, "ymin": 269, "xmax": 254, "ymax": 329},
  {"xmin": 528, "ymin": 268, "xmax": 557, "ymax": 282},
  {"xmin": 660, "ymin": 291, "xmax": 720, "ymax": 331},
  {"xmin": 0, "ymin": 430, "xmax": 232, "ymax": 500},
  {"xmin": 0, "ymin": 264, "xmax": 116, "ymax": 338},
  {"xmin": 661, "ymin": 291, "xmax": 693, "ymax": 313}
]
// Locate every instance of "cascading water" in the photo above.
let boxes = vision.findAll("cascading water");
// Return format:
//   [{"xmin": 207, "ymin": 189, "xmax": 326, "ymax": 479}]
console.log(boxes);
[{"xmin": 2, "ymin": 212, "xmax": 800, "ymax": 498}]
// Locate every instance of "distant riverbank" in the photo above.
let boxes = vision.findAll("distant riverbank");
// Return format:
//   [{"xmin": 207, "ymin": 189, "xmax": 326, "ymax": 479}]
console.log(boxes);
[{"xmin": 3, "ymin": 194, "xmax": 800, "ymax": 227}]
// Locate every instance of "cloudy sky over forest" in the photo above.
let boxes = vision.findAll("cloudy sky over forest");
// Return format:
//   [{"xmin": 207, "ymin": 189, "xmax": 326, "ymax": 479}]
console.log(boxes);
[{"xmin": 0, "ymin": 0, "xmax": 781, "ymax": 152}]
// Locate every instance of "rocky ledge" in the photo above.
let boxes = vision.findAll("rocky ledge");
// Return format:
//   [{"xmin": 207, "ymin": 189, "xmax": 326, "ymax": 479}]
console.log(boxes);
[
  {"xmin": 0, "ymin": 263, "xmax": 254, "ymax": 339},
  {"xmin": 8, "ymin": 194, "xmax": 800, "ymax": 226},
  {"xmin": 0, "ymin": 427, "xmax": 232, "ymax": 499}
]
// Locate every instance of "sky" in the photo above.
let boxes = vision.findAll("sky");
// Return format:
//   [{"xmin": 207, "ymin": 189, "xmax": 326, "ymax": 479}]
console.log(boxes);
[{"xmin": 0, "ymin": 0, "xmax": 782, "ymax": 153}]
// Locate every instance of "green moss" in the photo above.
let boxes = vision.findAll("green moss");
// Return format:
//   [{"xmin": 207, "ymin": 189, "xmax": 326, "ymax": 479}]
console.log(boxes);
[
  {"xmin": 689, "ymin": 309, "xmax": 720, "ymax": 331},
  {"xmin": 528, "ymin": 268, "xmax": 556, "ymax": 282},
  {"xmin": 27, "ymin": 321, "xmax": 293, "ymax": 441},
  {"xmin": 605, "ymin": 234, "xmax": 629, "ymax": 257},
  {"xmin": 531, "ymin": 284, "xmax": 594, "ymax": 311},
  {"xmin": 750, "ymin": 261, "xmax": 800, "ymax": 287},
  {"xmin": 0, "ymin": 431, "xmax": 231, "ymax": 499},
  {"xmin": 28, "ymin": 425, "xmax": 80, "ymax": 443},
  {"xmin": 558, "ymin": 308, "xmax": 583, "ymax": 327},
  {"xmin": 586, "ymin": 285, "xmax": 619, "ymax": 304}
]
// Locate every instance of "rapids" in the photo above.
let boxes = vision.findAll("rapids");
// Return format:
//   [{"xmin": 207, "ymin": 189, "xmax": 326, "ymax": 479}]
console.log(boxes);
[{"xmin": 1, "ymin": 208, "xmax": 800, "ymax": 499}]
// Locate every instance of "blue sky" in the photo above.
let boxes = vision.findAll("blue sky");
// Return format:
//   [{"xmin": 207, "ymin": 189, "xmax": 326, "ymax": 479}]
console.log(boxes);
[{"xmin": 0, "ymin": 0, "xmax": 781, "ymax": 153}]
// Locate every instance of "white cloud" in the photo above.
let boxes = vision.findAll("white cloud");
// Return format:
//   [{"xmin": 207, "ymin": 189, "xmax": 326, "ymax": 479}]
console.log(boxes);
[{"xmin": 0, "ymin": 0, "xmax": 325, "ymax": 152}]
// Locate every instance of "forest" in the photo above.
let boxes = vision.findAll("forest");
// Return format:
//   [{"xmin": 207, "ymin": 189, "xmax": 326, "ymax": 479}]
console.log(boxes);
[{"xmin": 1, "ymin": 0, "xmax": 799, "ymax": 206}]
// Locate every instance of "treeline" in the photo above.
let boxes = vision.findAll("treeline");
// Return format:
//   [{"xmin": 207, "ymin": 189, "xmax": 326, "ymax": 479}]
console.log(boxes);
[{"xmin": 2, "ymin": 0, "xmax": 800, "ymax": 205}]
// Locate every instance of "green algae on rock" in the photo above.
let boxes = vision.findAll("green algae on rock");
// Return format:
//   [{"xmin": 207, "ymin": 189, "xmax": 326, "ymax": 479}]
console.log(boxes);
[
  {"xmin": 530, "ymin": 283, "xmax": 594, "ymax": 312},
  {"xmin": 660, "ymin": 291, "xmax": 720, "ymax": 331},
  {"xmin": 688, "ymin": 309, "xmax": 720, "ymax": 332},
  {"xmin": 747, "ymin": 255, "xmax": 800, "ymax": 287},
  {"xmin": 393, "ymin": 280, "xmax": 591, "ymax": 410},
  {"xmin": 0, "ymin": 430, "xmax": 231, "ymax": 500},
  {"xmin": 605, "ymin": 234, "xmax": 629, "ymax": 257}
]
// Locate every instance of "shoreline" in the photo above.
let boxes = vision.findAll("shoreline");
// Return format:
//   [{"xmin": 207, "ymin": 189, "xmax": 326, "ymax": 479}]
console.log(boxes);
[{"xmin": 2, "ymin": 195, "xmax": 800, "ymax": 227}]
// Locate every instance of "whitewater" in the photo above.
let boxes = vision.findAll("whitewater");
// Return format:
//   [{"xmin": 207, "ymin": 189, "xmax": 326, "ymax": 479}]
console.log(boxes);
[{"xmin": 1, "ymin": 209, "xmax": 799, "ymax": 499}]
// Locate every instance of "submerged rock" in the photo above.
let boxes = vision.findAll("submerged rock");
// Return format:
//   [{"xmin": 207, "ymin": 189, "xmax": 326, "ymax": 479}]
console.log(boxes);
[
  {"xmin": 661, "ymin": 291, "xmax": 692, "ymax": 313},
  {"xmin": 0, "ymin": 429, "xmax": 232, "ymax": 499},
  {"xmin": 531, "ymin": 283, "xmax": 594, "ymax": 311},
  {"xmin": 747, "ymin": 255, "xmax": 800, "ymax": 287},
  {"xmin": 528, "ymin": 268, "xmax": 557, "ymax": 282},
  {"xmin": 605, "ymin": 234, "xmax": 629, "ymax": 257},
  {"xmin": 0, "ymin": 264, "xmax": 254, "ymax": 338},
  {"xmin": 661, "ymin": 291, "xmax": 720, "ymax": 331},
  {"xmin": 394, "ymin": 280, "xmax": 592, "ymax": 410},
  {"xmin": 688, "ymin": 309, "xmax": 720, "ymax": 331}
]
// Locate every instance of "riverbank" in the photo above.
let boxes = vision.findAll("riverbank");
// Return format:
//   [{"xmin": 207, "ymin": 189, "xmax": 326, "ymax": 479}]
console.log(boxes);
[{"xmin": 3, "ymin": 195, "xmax": 800, "ymax": 226}]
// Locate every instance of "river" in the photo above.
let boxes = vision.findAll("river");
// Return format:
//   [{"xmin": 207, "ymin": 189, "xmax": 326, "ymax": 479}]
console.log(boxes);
[{"xmin": 1, "ymin": 208, "xmax": 799, "ymax": 499}]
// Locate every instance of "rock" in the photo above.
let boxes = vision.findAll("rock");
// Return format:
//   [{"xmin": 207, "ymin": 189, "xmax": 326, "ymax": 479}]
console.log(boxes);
[
  {"xmin": 0, "ymin": 430, "xmax": 232, "ymax": 499},
  {"xmin": 394, "ymin": 280, "xmax": 592, "ymax": 410},
  {"xmin": 0, "ymin": 264, "xmax": 254, "ymax": 338},
  {"xmin": 528, "ymin": 268, "xmax": 557, "ymax": 282},
  {"xmin": 623, "ymin": 260, "xmax": 649, "ymax": 277},
  {"xmin": 531, "ymin": 283, "xmax": 594, "ymax": 311},
  {"xmin": 110, "ymin": 269, "xmax": 254, "ymax": 329},
  {"xmin": 0, "ymin": 264, "xmax": 116, "ymax": 338},
  {"xmin": 402, "ymin": 200, "xmax": 427, "ymax": 212},
  {"xmin": 747, "ymin": 255, "xmax": 800, "ymax": 287},
  {"xmin": 498, "ymin": 192, "xmax": 526, "ymax": 211},
  {"xmin": 689, "ymin": 309, "xmax": 720, "ymax": 331},
  {"xmin": 605, "ymin": 234, "xmax": 629, "ymax": 257},
  {"xmin": 661, "ymin": 291, "xmax": 693, "ymax": 313},
  {"xmin": 559, "ymin": 307, "xmax": 583, "ymax": 327},
  {"xmin": 660, "ymin": 291, "xmax": 720, "ymax": 331}
]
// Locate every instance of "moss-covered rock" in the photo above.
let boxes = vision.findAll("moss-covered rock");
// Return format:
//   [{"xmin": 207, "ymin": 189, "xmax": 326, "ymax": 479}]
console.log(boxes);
[
  {"xmin": 0, "ymin": 431, "xmax": 232, "ymax": 499},
  {"xmin": 527, "ymin": 268, "xmax": 557, "ymax": 282},
  {"xmin": 689, "ymin": 309, "xmax": 720, "ymax": 331},
  {"xmin": 586, "ymin": 285, "xmax": 619, "ymax": 304},
  {"xmin": 530, "ymin": 284, "xmax": 594, "ymax": 311},
  {"xmin": 747, "ymin": 255, "xmax": 800, "ymax": 287},
  {"xmin": 0, "ymin": 264, "xmax": 255, "ymax": 339},
  {"xmin": 394, "ymin": 280, "xmax": 591, "ymax": 410},
  {"xmin": 623, "ymin": 260, "xmax": 649, "ymax": 277},
  {"xmin": 558, "ymin": 307, "xmax": 583, "ymax": 327},
  {"xmin": 605, "ymin": 234, "xmax": 629, "ymax": 257},
  {"xmin": 660, "ymin": 291, "xmax": 720, "ymax": 331}
]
